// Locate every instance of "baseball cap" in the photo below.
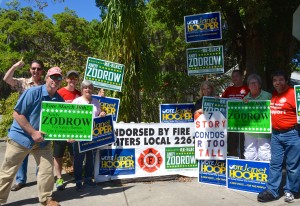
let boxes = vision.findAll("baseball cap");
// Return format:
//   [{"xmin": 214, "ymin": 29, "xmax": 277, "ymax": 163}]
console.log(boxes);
[
  {"xmin": 66, "ymin": 70, "xmax": 79, "ymax": 77},
  {"xmin": 47, "ymin": 67, "xmax": 62, "ymax": 76}
]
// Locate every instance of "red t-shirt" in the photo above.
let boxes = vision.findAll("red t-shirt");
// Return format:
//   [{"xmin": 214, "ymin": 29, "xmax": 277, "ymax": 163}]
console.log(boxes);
[
  {"xmin": 57, "ymin": 87, "xmax": 81, "ymax": 103},
  {"xmin": 222, "ymin": 85, "xmax": 250, "ymax": 99},
  {"xmin": 271, "ymin": 87, "xmax": 297, "ymax": 130}
]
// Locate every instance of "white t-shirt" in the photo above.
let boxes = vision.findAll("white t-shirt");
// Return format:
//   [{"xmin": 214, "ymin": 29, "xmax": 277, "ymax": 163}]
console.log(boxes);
[{"xmin": 72, "ymin": 96, "xmax": 100, "ymax": 117}]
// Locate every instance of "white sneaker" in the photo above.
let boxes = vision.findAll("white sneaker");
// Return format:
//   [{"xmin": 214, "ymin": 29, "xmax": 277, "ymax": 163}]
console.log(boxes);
[{"xmin": 284, "ymin": 192, "xmax": 294, "ymax": 203}]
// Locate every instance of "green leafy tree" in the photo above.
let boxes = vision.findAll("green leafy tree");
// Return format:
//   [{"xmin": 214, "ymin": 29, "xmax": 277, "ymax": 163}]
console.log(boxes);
[{"xmin": 97, "ymin": 0, "xmax": 160, "ymax": 122}]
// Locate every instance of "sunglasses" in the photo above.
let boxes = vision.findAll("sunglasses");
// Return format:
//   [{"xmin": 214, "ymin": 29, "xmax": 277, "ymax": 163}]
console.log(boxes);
[
  {"xmin": 49, "ymin": 75, "xmax": 62, "ymax": 81},
  {"xmin": 68, "ymin": 75, "xmax": 79, "ymax": 80},
  {"xmin": 31, "ymin": 67, "xmax": 43, "ymax": 71}
]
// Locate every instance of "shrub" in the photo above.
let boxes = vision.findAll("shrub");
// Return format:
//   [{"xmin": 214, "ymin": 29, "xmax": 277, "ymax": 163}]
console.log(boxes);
[{"xmin": 0, "ymin": 92, "xmax": 19, "ymax": 138}]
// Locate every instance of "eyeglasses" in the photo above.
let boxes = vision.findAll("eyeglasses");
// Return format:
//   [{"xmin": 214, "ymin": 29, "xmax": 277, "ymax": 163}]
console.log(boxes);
[
  {"xmin": 49, "ymin": 75, "xmax": 62, "ymax": 81},
  {"xmin": 31, "ymin": 67, "xmax": 43, "ymax": 71}
]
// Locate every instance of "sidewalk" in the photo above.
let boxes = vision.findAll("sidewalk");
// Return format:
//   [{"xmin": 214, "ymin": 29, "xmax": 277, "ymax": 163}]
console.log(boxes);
[{"xmin": 0, "ymin": 140, "xmax": 299, "ymax": 206}]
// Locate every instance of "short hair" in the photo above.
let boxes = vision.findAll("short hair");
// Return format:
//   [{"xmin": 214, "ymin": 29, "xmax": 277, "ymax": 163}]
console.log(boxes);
[
  {"xmin": 199, "ymin": 81, "xmax": 216, "ymax": 98},
  {"xmin": 247, "ymin": 74, "xmax": 262, "ymax": 86},
  {"xmin": 31, "ymin": 60, "xmax": 44, "ymax": 68},
  {"xmin": 271, "ymin": 70, "xmax": 289, "ymax": 82},
  {"xmin": 232, "ymin": 69, "xmax": 243, "ymax": 77},
  {"xmin": 80, "ymin": 80, "xmax": 94, "ymax": 91}
]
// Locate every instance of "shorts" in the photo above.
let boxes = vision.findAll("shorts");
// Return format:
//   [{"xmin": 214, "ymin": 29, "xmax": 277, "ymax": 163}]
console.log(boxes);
[{"xmin": 53, "ymin": 141, "xmax": 74, "ymax": 158}]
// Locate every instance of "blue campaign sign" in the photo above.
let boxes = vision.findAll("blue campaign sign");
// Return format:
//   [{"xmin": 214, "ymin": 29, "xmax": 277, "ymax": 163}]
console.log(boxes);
[
  {"xmin": 92, "ymin": 95, "xmax": 120, "ymax": 122},
  {"xmin": 99, "ymin": 148, "xmax": 135, "ymax": 175},
  {"xmin": 226, "ymin": 158, "xmax": 269, "ymax": 193},
  {"xmin": 184, "ymin": 11, "xmax": 222, "ymax": 43},
  {"xmin": 160, "ymin": 103, "xmax": 194, "ymax": 123},
  {"xmin": 199, "ymin": 160, "xmax": 226, "ymax": 186},
  {"xmin": 79, "ymin": 115, "xmax": 116, "ymax": 152}
]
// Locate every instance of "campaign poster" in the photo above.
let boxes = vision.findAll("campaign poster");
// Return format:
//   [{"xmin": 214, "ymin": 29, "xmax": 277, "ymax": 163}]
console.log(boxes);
[
  {"xmin": 92, "ymin": 95, "xmax": 120, "ymax": 122},
  {"xmin": 94, "ymin": 123, "xmax": 198, "ymax": 182},
  {"xmin": 165, "ymin": 147, "xmax": 197, "ymax": 169},
  {"xmin": 160, "ymin": 103, "xmax": 194, "ymax": 123},
  {"xmin": 40, "ymin": 101, "xmax": 93, "ymax": 141},
  {"xmin": 202, "ymin": 96, "xmax": 228, "ymax": 118},
  {"xmin": 84, "ymin": 57, "xmax": 125, "ymax": 92},
  {"xmin": 194, "ymin": 111, "xmax": 227, "ymax": 160},
  {"xmin": 199, "ymin": 160, "xmax": 226, "ymax": 186},
  {"xmin": 99, "ymin": 148, "xmax": 135, "ymax": 175},
  {"xmin": 227, "ymin": 100, "xmax": 271, "ymax": 133},
  {"xmin": 294, "ymin": 85, "xmax": 300, "ymax": 123},
  {"xmin": 184, "ymin": 11, "xmax": 222, "ymax": 43},
  {"xmin": 227, "ymin": 158, "xmax": 269, "ymax": 193},
  {"xmin": 187, "ymin": 46, "xmax": 224, "ymax": 76},
  {"xmin": 79, "ymin": 115, "xmax": 115, "ymax": 152}
]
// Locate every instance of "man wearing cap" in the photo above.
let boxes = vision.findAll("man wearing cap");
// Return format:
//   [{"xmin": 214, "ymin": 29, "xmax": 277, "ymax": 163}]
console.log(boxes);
[
  {"xmin": 3, "ymin": 59, "xmax": 45, "ymax": 192},
  {"xmin": 0, "ymin": 67, "xmax": 64, "ymax": 206},
  {"xmin": 54, "ymin": 70, "xmax": 81, "ymax": 191}
]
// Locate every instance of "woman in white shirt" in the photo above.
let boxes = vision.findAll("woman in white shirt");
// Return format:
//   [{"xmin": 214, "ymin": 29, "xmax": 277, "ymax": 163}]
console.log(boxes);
[{"xmin": 72, "ymin": 80, "xmax": 105, "ymax": 192}]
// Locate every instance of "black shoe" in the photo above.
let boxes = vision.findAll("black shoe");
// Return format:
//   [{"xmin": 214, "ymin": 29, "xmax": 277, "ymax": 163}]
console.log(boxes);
[
  {"xmin": 11, "ymin": 183, "xmax": 26, "ymax": 191},
  {"xmin": 257, "ymin": 189, "xmax": 277, "ymax": 202}
]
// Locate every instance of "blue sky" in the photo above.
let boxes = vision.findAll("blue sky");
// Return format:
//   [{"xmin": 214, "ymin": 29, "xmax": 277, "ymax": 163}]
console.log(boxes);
[{"xmin": 0, "ymin": 0, "xmax": 101, "ymax": 21}]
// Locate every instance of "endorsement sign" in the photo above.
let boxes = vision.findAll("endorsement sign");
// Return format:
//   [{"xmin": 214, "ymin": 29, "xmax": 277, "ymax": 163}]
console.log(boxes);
[
  {"xmin": 184, "ymin": 11, "xmax": 222, "ymax": 43},
  {"xmin": 92, "ymin": 95, "xmax": 120, "ymax": 122},
  {"xmin": 94, "ymin": 123, "xmax": 198, "ymax": 182},
  {"xmin": 79, "ymin": 115, "xmax": 115, "ymax": 152},
  {"xmin": 199, "ymin": 160, "xmax": 226, "ymax": 186},
  {"xmin": 202, "ymin": 96, "xmax": 228, "ymax": 117},
  {"xmin": 294, "ymin": 85, "xmax": 300, "ymax": 123},
  {"xmin": 160, "ymin": 103, "xmax": 194, "ymax": 123},
  {"xmin": 187, "ymin": 46, "xmax": 224, "ymax": 76},
  {"xmin": 194, "ymin": 111, "xmax": 227, "ymax": 160},
  {"xmin": 40, "ymin": 101, "xmax": 94, "ymax": 141},
  {"xmin": 227, "ymin": 158, "xmax": 269, "ymax": 193},
  {"xmin": 227, "ymin": 100, "xmax": 271, "ymax": 133},
  {"xmin": 84, "ymin": 57, "xmax": 125, "ymax": 92}
]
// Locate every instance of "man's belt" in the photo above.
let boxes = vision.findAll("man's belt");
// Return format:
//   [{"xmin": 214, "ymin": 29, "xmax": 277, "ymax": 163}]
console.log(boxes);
[{"xmin": 272, "ymin": 125, "xmax": 299, "ymax": 133}]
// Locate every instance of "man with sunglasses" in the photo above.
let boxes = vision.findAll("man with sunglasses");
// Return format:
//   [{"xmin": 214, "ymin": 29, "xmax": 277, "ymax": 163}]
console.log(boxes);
[
  {"xmin": 0, "ymin": 67, "xmax": 64, "ymax": 206},
  {"xmin": 3, "ymin": 59, "xmax": 44, "ymax": 192},
  {"xmin": 54, "ymin": 70, "xmax": 81, "ymax": 191},
  {"xmin": 3, "ymin": 59, "xmax": 44, "ymax": 95}
]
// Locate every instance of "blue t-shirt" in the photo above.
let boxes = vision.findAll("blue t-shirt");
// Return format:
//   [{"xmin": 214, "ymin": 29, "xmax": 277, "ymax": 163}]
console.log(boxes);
[{"xmin": 8, "ymin": 85, "xmax": 64, "ymax": 148}]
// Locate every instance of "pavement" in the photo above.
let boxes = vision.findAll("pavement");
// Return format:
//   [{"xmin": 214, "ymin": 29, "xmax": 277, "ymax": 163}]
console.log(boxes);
[{"xmin": 0, "ymin": 140, "xmax": 299, "ymax": 206}]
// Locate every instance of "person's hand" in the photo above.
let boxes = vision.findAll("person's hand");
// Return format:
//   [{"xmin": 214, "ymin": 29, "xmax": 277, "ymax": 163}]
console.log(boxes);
[
  {"xmin": 32, "ymin": 131, "xmax": 45, "ymax": 142},
  {"xmin": 194, "ymin": 109, "xmax": 203, "ymax": 120},
  {"xmin": 13, "ymin": 58, "xmax": 25, "ymax": 69},
  {"xmin": 67, "ymin": 139, "xmax": 75, "ymax": 143},
  {"xmin": 99, "ymin": 111, "xmax": 106, "ymax": 117}
]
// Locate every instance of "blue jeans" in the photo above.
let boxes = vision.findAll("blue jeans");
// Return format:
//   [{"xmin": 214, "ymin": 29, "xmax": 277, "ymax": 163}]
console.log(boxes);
[
  {"xmin": 73, "ymin": 142, "xmax": 94, "ymax": 183},
  {"xmin": 15, "ymin": 155, "xmax": 28, "ymax": 184},
  {"xmin": 266, "ymin": 129, "xmax": 300, "ymax": 198}
]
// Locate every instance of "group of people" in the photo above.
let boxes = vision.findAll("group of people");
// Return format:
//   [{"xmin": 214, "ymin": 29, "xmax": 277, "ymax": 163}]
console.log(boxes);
[
  {"xmin": 0, "ymin": 58, "xmax": 299, "ymax": 205},
  {"xmin": 193, "ymin": 70, "xmax": 300, "ymax": 203},
  {"xmin": 0, "ymin": 60, "xmax": 106, "ymax": 206}
]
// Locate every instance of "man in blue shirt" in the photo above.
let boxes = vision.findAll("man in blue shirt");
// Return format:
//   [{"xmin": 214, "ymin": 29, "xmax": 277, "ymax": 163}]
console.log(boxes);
[{"xmin": 0, "ymin": 67, "xmax": 64, "ymax": 206}]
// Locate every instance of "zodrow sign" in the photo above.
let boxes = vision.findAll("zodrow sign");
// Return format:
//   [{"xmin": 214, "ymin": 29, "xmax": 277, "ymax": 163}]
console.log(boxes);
[{"xmin": 84, "ymin": 57, "xmax": 125, "ymax": 92}]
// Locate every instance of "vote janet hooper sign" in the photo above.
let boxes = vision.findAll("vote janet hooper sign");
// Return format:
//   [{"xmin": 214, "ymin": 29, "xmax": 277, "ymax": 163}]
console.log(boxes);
[
  {"xmin": 40, "ymin": 101, "xmax": 94, "ymax": 141},
  {"xmin": 227, "ymin": 100, "xmax": 271, "ymax": 133},
  {"xmin": 84, "ymin": 57, "xmax": 125, "ymax": 92}
]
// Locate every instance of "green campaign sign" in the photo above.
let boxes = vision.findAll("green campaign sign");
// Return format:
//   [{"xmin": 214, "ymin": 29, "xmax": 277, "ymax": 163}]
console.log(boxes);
[
  {"xmin": 40, "ymin": 101, "xmax": 94, "ymax": 141},
  {"xmin": 294, "ymin": 85, "xmax": 300, "ymax": 123},
  {"xmin": 165, "ymin": 147, "xmax": 197, "ymax": 169},
  {"xmin": 84, "ymin": 57, "xmax": 125, "ymax": 92},
  {"xmin": 186, "ymin": 45, "xmax": 224, "ymax": 76},
  {"xmin": 202, "ymin": 96, "xmax": 228, "ymax": 118},
  {"xmin": 227, "ymin": 100, "xmax": 271, "ymax": 133}
]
